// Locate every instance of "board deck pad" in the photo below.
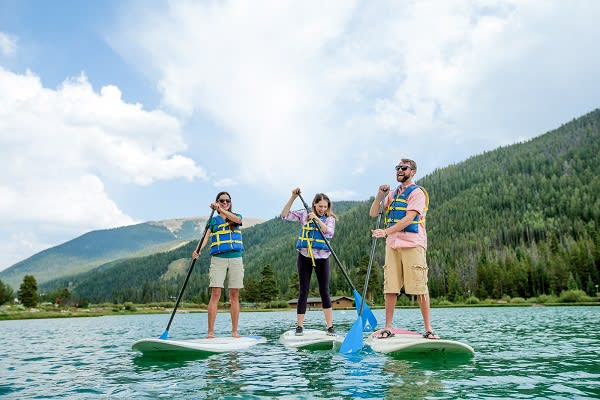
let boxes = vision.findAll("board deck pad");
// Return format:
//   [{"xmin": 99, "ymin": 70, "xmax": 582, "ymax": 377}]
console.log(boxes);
[
  {"xmin": 279, "ymin": 329, "xmax": 344, "ymax": 351},
  {"xmin": 366, "ymin": 328, "xmax": 474, "ymax": 357},
  {"xmin": 132, "ymin": 335, "xmax": 266, "ymax": 356}
]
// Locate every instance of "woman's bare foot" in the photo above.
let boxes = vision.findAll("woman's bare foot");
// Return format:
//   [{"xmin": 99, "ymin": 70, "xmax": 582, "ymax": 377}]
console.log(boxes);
[
  {"xmin": 206, "ymin": 333, "xmax": 215, "ymax": 339},
  {"xmin": 232, "ymin": 332, "xmax": 241, "ymax": 338}
]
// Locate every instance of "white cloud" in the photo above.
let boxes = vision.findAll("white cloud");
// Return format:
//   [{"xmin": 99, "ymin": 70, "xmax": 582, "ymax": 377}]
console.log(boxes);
[
  {"xmin": 113, "ymin": 1, "xmax": 368, "ymax": 190},
  {"xmin": 0, "ymin": 32, "xmax": 17, "ymax": 56},
  {"xmin": 2, "ymin": 0, "xmax": 600, "ymax": 270},
  {"xmin": 0, "ymin": 67, "xmax": 208, "ymax": 268},
  {"xmin": 213, "ymin": 178, "xmax": 238, "ymax": 187},
  {"xmin": 113, "ymin": 0, "xmax": 600, "ymax": 192}
]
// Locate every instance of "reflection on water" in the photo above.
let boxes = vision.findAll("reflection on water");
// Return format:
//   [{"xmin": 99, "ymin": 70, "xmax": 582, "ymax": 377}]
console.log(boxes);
[
  {"xmin": 382, "ymin": 357, "xmax": 444, "ymax": 400},
  {"xmin": 1, "ymin": 307, "xmax": 599, "ymax": 399},
  {"xmin": 132, "ymin": 354, "xmax": 207, "ymax": 369}
]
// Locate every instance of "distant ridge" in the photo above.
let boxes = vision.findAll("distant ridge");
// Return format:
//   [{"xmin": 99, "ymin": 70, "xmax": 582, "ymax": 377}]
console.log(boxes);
[{"xmin": 0, "ymin": 216, "xmax": 263, "ymax": 289}]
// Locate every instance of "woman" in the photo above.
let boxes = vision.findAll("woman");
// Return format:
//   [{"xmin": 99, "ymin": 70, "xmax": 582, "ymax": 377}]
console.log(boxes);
[
  {"xmin": 280, "ymin": 188, "xmax": 337, "ymax": 336},
  {"xmin": 192, "ymin": 191, "xmax": 244, "ymax": 338}
]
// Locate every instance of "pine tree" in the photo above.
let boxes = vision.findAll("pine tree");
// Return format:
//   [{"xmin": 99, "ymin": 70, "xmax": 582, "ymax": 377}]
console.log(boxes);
[
  {"xmin": 287, "ymin": 271, "xmax": 299, "ymax": 299},
  {"xmin": 259, "ymin": 264, "xmax": 279, "ymax": 303},
  {"xmin": 0, "ymin": 279, "xmax": 14, "ymax": 305},
  {"xmin": 243, "ymin": 278, "xmax": 261, "ymax": 303},
  {"xmin": 18, "ymin": 274, "xmax": 38, "ymax": 308}
]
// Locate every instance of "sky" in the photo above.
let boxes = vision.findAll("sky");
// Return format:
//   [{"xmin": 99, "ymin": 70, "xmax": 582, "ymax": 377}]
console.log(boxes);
[{"xmin": 1, "ymin": 0, "xmax": 600, "ymax": 272}]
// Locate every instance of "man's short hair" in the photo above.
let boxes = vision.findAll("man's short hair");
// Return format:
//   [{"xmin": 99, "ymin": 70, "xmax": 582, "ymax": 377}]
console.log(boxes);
[{"xmin": 401, "ymin": 158, "xmax": 417, "ymax": 171}]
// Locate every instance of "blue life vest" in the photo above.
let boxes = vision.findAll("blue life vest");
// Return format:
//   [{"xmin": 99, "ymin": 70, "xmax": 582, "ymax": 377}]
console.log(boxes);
[
  {"xmin": 209, "ymin": 215, "xmax": 244, "ymax": 255},
  {"xmin": 295, "ymin": 216, "xmax": 329, "ymax": 251},
  {"xmin": 384, "ymin": 184, "xmax": 428, "ymax": 233}
]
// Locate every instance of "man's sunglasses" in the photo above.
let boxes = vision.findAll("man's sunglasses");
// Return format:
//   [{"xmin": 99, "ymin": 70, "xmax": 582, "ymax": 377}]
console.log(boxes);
[{"xmin": 395, "ymin": 165, "xmax": 412, "ymax": 171}]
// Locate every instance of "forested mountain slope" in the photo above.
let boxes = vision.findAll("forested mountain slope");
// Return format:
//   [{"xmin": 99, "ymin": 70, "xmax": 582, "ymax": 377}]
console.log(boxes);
[
  {"xmin": 0, "ymin": 223, "xmax": 183, "ymax": 289},
  {"xmin": 42, "ymin": 109, "xmax": 600, "ymax": 303},
  {"xmin": 0, "ymin": 217, "xmax": 263, "ymax": 289},
  {"xmin": 40, "ymin": 202, "xmax": 363, "ymax": 303},
  {"xmin": 421, "ymin": 109, "xmax": 600, "ymax": 299}
]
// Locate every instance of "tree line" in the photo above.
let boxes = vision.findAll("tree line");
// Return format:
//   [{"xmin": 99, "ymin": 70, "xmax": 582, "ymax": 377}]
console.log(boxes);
[{"xmin": 21, "ymin": 109, "xmax": 600, "ymax": 306}]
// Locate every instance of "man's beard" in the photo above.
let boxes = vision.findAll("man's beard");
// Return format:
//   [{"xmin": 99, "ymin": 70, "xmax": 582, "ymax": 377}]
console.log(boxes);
[{"xmin": 397, "ymin": 174, "xmax": 410, "ymax": 183}]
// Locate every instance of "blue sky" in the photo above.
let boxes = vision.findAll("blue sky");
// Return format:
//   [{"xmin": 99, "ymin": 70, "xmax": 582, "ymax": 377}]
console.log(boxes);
[{"xmin": 1, "ymin": 0, "xmax": 600, "ymax": 271}]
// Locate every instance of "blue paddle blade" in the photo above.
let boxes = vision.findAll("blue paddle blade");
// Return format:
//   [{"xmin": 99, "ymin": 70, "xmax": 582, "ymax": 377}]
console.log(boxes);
[
  {"xmin": 339, "ymin": 316, "xmax": 364, "ymax": 354},
  {"xmin": 352, "ymin": 289, "xmax": 377, "ymax": 332},
  {"xmin": 159, "ymin": 330, "xmax": 170, "ymax": 340},
  {"xmin": 361, "ymin": 303, "xmax": 377, "ymax": 332}
]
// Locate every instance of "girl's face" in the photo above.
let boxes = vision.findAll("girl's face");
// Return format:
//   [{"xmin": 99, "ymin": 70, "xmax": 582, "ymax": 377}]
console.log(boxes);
[
  {"xmin": 313, "ymin": 199, "xmax": 329, "ymax": 217},
  {"xmin": 217, "ymin": 195, "xmax": 232, "ymax": 211}
]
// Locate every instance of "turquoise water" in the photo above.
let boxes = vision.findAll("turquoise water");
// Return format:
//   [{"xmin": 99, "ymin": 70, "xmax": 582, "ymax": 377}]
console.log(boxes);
[{"xmin": 1, "ymin": 306, "xmax": 599, "ymax": 399}]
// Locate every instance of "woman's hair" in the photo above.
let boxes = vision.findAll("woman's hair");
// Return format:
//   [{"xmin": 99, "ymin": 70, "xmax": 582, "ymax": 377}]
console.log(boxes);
[
  {"xmin": 312, "ymin": 193, "xmax": 337, "ymax": 219},
  {"xmin": 215, "ymin": 191, "xmax": 239, "ymax": 227}
]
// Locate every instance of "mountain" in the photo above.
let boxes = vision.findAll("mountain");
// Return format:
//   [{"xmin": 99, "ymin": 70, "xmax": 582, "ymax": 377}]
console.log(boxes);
[
  {"xmin": 36, "ymin": 201, "xmax": 364, "ymax": 303},
  {"xmin": 0, "ymin": 217, "xmax": 263, "ymax": 289},
  {"xmin": 5, "ymin": 109, "xmax": 600, "ymax": 304}
]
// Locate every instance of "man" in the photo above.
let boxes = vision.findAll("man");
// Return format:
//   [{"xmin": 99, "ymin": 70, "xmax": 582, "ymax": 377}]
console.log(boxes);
[{"xmin": 370, "ymin": 158, "xmax": 439, "ymax": 339}]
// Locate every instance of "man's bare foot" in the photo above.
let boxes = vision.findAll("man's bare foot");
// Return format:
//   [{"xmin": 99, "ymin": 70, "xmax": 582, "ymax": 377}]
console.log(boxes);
[
  {"xmin": 232, "ymin": 332, "xmax": 241, "ymax": 338},
  {"xmin": 206, "ymin": 333, "xmax": 215, "ymax": 339}
]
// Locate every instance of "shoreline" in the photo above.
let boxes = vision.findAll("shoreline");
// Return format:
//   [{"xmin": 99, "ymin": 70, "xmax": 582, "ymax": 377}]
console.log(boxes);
[{"xmin": 1, "ymin": 302, "xmax": 598, "ymax": 321}]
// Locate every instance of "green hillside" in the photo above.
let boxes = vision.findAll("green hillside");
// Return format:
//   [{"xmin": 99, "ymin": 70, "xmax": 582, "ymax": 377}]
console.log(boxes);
[
  {"xmin": 0, "ymin": 216, "xmax": 264, "ymax": 290},
  {"xmin": 0, "ymin": 223, "xmax": 180, "ymax": 289},
  {"xmin": 40, "ymin": 201, "xmax": 364, "ymax": 303},
  {"xmin": 421, "ymin": 109, "xmax": 600, "ymax": 300},
  {"xmin": 31, "ymin": 109, "xmax": 600, "ymax": 304}
]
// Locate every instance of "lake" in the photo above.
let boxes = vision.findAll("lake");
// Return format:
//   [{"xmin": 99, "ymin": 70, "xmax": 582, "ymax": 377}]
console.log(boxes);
[{"xmin": 1, "ymin": 306, "xmax": 599, "ymax": 399}]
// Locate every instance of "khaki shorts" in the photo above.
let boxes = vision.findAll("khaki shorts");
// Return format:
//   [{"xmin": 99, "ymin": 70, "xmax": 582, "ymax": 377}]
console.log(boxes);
[
  {"xmin": 383, "ymin": 246, "xmax": 429, "ymax": 295},
  {"xmin": 209, "ymin": 257, "xmax": 244, "ymax": 289}
]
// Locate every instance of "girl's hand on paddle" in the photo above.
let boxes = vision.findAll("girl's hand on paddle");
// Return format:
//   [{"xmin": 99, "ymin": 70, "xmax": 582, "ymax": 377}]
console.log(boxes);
[
  {"xmin": 307, "ymin": 211, "xmax": 317, "ymax": 220},
  {"xmin": 291, "ymin": 187, "xmax": 301, "ymax": 197},
  {"xmin": 192, "ymin": 250, "xmax": 201, "ymax": 259}
]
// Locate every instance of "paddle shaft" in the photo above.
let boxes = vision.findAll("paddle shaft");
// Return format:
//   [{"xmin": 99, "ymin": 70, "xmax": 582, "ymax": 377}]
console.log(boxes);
[
  {"xmin": 163, "ymin": 208, "xmax": 216, "ymax": 334},
  {"xmin": 358, "ymin": 192, "xmax": 387, "ymax": 316},
  {"xmin": 296, "ymin": 193, "xmax": 357, "ymax": 292}
]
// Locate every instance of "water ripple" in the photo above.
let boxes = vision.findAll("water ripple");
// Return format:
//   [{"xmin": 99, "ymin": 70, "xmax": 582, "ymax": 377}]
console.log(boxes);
[{"xmin": 1, "ymin": 306, "xmax": 599, "ymax": 399}]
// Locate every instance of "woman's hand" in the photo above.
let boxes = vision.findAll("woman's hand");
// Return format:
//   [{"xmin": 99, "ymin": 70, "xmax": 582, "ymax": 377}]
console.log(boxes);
[
  {"xmin": 192, "ymin": 250, "xmax": 201, "ymax": 260},
  {"xmin": 372, "ymin": 228, "xmax": 387, "ymax": 238}
]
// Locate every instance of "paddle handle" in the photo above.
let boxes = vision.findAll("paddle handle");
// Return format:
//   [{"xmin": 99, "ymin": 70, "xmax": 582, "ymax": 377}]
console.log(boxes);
[
  {"xmin": 163, "ymin": 208, "xmax": 216, "ymax": 335},
  {"xmin": 358, "ymin": 191, "xmax": 387, "ymax": 316}
]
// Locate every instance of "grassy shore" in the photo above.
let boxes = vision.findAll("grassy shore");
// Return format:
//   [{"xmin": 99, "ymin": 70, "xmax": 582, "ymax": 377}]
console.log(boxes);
[{"xmin": 1, "ymin": 299, "xmax": 598, "ymax": 321}]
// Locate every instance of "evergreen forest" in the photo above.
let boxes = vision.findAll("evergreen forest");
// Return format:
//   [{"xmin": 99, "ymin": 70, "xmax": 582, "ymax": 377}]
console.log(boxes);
[{"xmin": 38, "ymin": 109, "xmax": 600, "ymax": 306}]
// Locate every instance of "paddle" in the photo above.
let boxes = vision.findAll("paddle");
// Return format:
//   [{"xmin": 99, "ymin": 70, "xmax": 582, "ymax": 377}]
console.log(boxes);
[
  {"xmin": 296, "ymin": 193, "xmax": 377, "ymax": 332},
  {"xmin": 340, "ymin": 191, "xmax": 387, "ymax": 354},
  {"xmin": 159, "ymin": 208, "xmax": 216, "ymax": 340}
]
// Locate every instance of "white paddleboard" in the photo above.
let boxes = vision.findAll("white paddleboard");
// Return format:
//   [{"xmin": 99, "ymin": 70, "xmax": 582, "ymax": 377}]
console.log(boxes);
[
  {"xmin": 279, "ymin": 329, "xmax": 344, "ymax": 351},
  {"xmin": 132, "ymin": 335, "xmax": 266, "ymax": 356},
  {"xmin": 366, "ymin": 328, "xmax": 474, "ymax": 357}
]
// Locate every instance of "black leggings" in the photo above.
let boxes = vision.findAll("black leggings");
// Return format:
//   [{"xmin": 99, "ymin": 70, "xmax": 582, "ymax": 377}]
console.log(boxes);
[{"xmin": 296, "ymin": 253, "xmax": 332, "ymax": 314}]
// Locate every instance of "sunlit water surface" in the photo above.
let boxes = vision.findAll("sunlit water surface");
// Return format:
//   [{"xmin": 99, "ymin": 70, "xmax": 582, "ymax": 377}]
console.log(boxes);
[{"xmin": 1, "ymin": 306, "xmax": 599, "ymax": 399}]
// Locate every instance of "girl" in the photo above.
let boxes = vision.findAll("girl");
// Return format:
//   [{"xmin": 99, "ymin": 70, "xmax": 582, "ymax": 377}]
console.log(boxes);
[
  {"xmin": 280, "ymin": 188, "xmax": 337, "ymax": 336},
  {"xmin": 192, "ymin": 191, "xmax": 244, "ymax": 338}
]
